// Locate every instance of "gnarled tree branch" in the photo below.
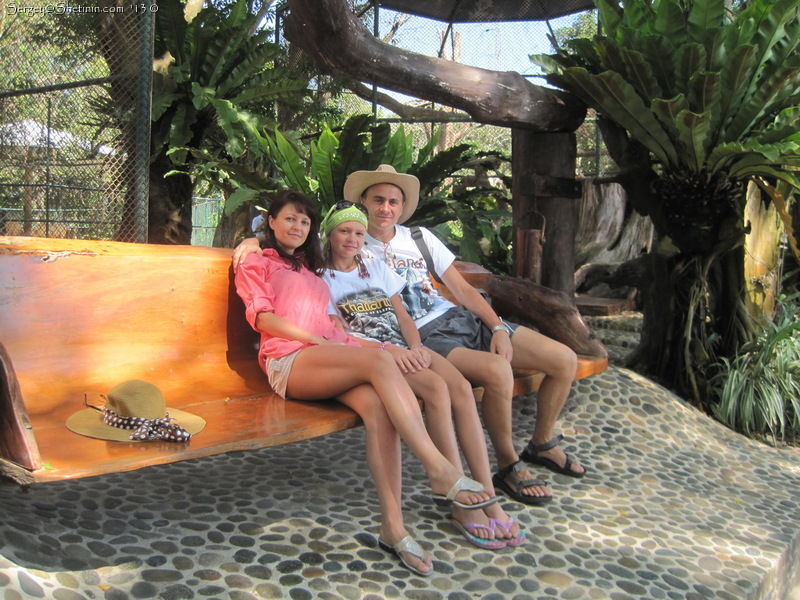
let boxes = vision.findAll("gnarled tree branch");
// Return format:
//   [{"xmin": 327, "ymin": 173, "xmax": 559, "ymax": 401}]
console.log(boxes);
[{"xmin": 285, "ymin": 0, "xmax": 585, "ymax": 132}]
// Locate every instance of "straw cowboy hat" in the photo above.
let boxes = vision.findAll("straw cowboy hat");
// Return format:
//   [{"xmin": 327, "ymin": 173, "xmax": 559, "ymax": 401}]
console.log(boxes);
[
  {"xmin": 343, "ymin": 164, "xmax": 420, "ymax": 224},
  {"xmin": 66, "ymin": 379, "xmax": 205, "ymax": 442}
]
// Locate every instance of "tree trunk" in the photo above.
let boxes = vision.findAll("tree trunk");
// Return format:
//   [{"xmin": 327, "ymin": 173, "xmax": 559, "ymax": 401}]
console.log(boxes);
[
  {"xmin": 512, "ymin": 130, "xmax": 581, "ymax": 294},
  {"xmin": 212, "ymin": 202, "xmax": 252, "ymax": 249},
  {"xmin": 147, "ymin": 153, "xmax": 193, "ymax": 245},
  {"xmin": 632, "ymin": 245, "xmax": 752, "ymax": 404},
  {"xmin": 574, "ymin": 181, "xmax": 653, "ymax": 266},
  {"xmin": 744, "ymin": 183, "xmax": 781, "ymax": 324}
]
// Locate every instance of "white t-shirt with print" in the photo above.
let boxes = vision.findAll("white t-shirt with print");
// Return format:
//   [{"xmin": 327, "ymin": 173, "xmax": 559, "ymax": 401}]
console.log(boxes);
[
  {"xmin": 323, "ymin": 256, "xmax": 409, "ymax": 347},
  {"xmin": 362, "ymin": 226, "xmax": 457, "ymax": 328}
]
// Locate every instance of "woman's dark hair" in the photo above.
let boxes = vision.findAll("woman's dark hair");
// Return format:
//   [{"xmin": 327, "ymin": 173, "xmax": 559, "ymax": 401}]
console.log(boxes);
[{"xmin": 263, "ymin": 190, "xmax": 324, "ymax": 273}]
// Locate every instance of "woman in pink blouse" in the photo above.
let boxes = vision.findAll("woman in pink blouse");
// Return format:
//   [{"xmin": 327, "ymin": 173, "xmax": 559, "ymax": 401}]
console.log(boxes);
[{"xmin": 234, "ymin": 190, "xmax": 496, "ymax": 577}]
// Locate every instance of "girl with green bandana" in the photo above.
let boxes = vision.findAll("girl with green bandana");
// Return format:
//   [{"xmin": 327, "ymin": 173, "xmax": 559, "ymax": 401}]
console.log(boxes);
[{"xmin": 320, "ymin": 202, "xmax": 527, "ymax": 550}]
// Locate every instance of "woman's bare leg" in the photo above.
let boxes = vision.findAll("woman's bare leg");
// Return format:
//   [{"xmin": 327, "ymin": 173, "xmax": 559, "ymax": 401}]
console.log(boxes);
[
  {"xmin": 336, "ymin": 384, "xmax": 431, "ymax": 575},
  {"xmin": 286, "ymin": 344, "xmax": 490, "ymax": 505}
]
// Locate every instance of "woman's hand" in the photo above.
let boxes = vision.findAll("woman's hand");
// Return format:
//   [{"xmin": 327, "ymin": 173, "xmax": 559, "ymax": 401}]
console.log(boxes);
[{"xmin": 385, "ymin": 345, "xmax": 428, "ymax": 374}]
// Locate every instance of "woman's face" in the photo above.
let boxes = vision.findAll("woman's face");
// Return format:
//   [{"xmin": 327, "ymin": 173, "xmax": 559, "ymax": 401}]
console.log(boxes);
[
  {"xmin": 268, "ymin": 203, "xmax": 311, "ymax": 254},
  {"xmin": 328, "ymin": 221, "xmax": 367, "ymax": 262}
]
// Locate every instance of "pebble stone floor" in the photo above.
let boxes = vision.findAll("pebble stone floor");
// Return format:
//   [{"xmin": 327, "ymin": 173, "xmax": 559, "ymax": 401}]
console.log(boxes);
[{"xmin": 2, "ymin": 366, "xmax": 800, "ymax": 600}]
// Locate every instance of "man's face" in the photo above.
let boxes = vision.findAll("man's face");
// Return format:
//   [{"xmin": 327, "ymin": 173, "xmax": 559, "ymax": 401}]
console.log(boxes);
[{"xmin": 361, "ymin": 183, "xmax": 405, "ymax": 232}]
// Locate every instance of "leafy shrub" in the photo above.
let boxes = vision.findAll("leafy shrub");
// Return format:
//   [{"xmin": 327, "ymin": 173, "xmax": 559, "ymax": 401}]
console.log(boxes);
[{"xmin": 710, "ymin": 291, "xmax": 800, "ymax": 444}]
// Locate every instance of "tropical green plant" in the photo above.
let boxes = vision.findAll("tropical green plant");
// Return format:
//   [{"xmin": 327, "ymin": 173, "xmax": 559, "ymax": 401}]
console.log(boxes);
[
  {"xmin": 710, "ymin": 289, "xmax": 800, "ymax": 443},
  {"xmin": 531, "ymin": 0, "xmax": 800, "ymax": 403},
  {"xmin": 144, "ymin": 0, "xmax": 307, "ymax": 244},
  {"xmin": 216, "ymin": 114, "xmax": 514, "ymax": 272}
]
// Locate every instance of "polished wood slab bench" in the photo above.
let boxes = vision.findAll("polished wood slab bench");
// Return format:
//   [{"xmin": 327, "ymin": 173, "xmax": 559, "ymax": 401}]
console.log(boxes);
[{"xmin": 0, "ymin": 236, "xmax": 607, "ymax": 486}]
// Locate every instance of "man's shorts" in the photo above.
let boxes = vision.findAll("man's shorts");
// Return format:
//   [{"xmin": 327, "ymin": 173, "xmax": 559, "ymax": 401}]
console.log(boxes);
[{"xmin": 418, "ymin": 306, "xmax": 518, "ymax": 358}]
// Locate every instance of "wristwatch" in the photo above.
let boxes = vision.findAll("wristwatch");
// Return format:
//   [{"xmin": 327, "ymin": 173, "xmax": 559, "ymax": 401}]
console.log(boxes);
[{"xmin": 491, "ymin": 324, "xmax": 511, "ymax": 335}]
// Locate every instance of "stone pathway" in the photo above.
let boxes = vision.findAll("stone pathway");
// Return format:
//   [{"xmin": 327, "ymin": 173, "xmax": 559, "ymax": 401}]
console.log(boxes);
[{"xmin": 2, "ymin": 367, "xmax": 800, "ymax": 599}]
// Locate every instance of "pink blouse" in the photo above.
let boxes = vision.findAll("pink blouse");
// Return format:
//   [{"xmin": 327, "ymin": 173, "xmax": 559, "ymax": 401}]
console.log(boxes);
[{"xmin": 235, "ymin": 249, "xmax": 358, "ymax": 369}]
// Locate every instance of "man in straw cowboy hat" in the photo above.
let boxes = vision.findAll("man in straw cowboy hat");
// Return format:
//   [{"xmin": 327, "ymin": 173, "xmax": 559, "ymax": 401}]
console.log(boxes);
[{"xmin": 233, "ymin": 165, "xmax": 584, "ymax": 504}]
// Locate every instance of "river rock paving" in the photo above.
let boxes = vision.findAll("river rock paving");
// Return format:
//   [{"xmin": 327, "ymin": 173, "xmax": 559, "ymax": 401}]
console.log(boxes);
[{"xmin": 2, "ymin": 367, "xmax": 800, "ymax": 599}]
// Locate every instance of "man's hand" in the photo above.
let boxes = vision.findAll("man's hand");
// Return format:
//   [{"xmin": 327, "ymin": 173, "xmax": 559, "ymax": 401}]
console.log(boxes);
[
  {"xmin": 232, "ymin": 237, "xmax": 261, "ymax": 272},
  {"xmin": 490, "ymin": 330, "xmax": 514, "ymax": 362}
]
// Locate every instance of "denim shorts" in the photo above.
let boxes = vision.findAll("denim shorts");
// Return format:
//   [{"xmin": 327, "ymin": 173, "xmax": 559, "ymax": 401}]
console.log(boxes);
[
  {"xmin": 417, "ymin": 306, "xmax": 518, "ymax": 358},
  {"xmin": 264, "ymin": 349, "xmax": 302, "ymax": 398}
]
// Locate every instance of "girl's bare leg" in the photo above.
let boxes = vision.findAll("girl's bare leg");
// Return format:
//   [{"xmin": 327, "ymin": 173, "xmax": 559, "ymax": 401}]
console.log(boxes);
[
  {"xmin": 426, "ymin": 353, "xmax": 520, "ymax": 540},
  {"xmin": 286, "ymin": 345, "xmax": 490, "ymax": 506},
  {"xmin": 402, "ymin": 369, "xmax": 497, "ymax": 540},
  {"xmin": 337, "ymin": 384, "xmax": 431, "ymax": 575}
]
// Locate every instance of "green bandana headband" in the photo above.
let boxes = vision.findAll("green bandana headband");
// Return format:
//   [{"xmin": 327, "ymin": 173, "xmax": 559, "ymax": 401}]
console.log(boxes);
[{"xmin": 320, "ymin": 203, "xmax": 369, "ymax": 238}]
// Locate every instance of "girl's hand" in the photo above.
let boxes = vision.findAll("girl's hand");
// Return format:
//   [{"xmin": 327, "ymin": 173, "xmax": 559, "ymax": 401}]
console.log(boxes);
[
  {"xmin": 385, "ymin": 345, "xmax": 427, "ymax": 374},
  {"xmin": 410, "ymin": 346, "xmax": 432, "ymax": 368}
]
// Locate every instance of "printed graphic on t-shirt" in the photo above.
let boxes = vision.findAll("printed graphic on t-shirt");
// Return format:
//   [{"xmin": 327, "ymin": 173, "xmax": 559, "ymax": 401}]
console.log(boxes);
[
  {"xmin": 363, "ymin": 229, "xmax": 456, "ymax": 328},
  {"xmin": 334, "ymin": 288, "xmax": 406, "ymax": 346},
  {"xmin": 395, "ymin": 262, "xmax": 437, "ymax": 320}
]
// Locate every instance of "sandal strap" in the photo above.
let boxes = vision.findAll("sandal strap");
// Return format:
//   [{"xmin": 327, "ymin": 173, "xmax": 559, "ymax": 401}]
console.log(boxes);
[
  {"xmin": 392, "ymin": 535, "xmax": 425, "ymax": 560},
  {"xmin": 495, "ymin": 459, "xmax": 525, "ymax": 480},
  {"xmin": 525, "ymin": 433, "xmax": 564, "ymax": 455},
  {"xmin": 446, "ymin": 475, "xmax": 484, "ymax": 501},
  {"xmin": 496, "ymin": 461, "xmax": 547, "ymax": 493}
]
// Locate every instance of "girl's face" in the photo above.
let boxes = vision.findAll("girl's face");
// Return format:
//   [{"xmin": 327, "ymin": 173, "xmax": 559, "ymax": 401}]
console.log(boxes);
[
  {"xmin": 328, "ymin": 221, "xmax": 367, "ymax": 262},
  {"xmin": 268, "ymin": 203, "xmax": 311, "ymax": 254}
]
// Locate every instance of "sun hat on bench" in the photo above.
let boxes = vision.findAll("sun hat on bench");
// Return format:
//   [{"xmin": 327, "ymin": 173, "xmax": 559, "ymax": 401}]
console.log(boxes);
[{"xmin": 66, "ymin": 379, "xmax": 206, "ymax": 442}]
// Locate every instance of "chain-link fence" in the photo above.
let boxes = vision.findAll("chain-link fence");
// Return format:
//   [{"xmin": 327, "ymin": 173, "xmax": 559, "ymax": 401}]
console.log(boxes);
[
  {"xmin": 0, "ymin": 1, "xmax": 602, "ymax": 245},
  {"xmin": 0, "ymin": 0, "xmax": 153, "ymax": 242}
]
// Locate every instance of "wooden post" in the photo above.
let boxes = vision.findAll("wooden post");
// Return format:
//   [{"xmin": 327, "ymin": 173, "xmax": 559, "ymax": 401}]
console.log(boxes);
[{"xmin": 512, "ymin": 130, "xmax": 580, "ymax": 295}]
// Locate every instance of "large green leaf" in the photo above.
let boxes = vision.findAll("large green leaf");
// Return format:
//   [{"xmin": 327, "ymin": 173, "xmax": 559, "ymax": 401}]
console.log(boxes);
[
  {"xmin": 594, "ymin": 36, "xmax": 627, "ymax": 76},
  {"xmin": 267, "ymin": 129, "xmax": 311, "ymax": 195},
  {"xmin": 311, "ymin": 127, "xmax": 339, "ymax": 206},
  {"xmin": 331, "ymin": 114, "xmax": 373, "ymax": 200},
  {"xmin": 654, "ymin": 0, "xmax": 688, "ymax": 42},
  {"xmin": 620, "ymin": 29, "xmax": 678, "ymax": 99},
  {"xmin": 230, "ymin": 77, "xmax": 308, "ymax": 105},
  {"xmin": 618, "ymin": 0, "xmax": 653, "ymax": 32},
  {"xmin": 560, "ymin": 67, "xmax": 678, "ymax": 166},
  {"xmin": 383, "ymin": 125, "xmax": 414, "ymax": 173},
  {"xmin": 595, "ymin": 0, "xmax": 623, "ymax": 35},
  {"xmin": 725, "ymin": 60, "xmax": 800, "ymax": 141},
  {"xmin": 674, "ymin": 43, "xmax": 707, "ymax": 97},
  {"xmin": 365, "ymin": 122, "xmax": 390, "ymax": 170},
  {"xmin": 743, "ymin": 0, "xmax": 800, "ymax": 77},
  {"xmin": 620, "ymin": 48, "xmax": 661, "ymax": 100},
  {"xmin": 686, "ymin": 0, "xmax": 726, "ymax": 44},
  {"xmin": 562, "ymin": 38, "xmax": 601, "ymax": 70},
  {"xmin": 224, "ymin": 186, "xmax": 260, "ymax": 217},
  {"xmin": 717, "ymin": 44, "xmax": 758, "ymax": 134},
  {"xmin": 675, "ymin": 109, "xmax": 712, "ymax": 173},
  {"xmin": 757, "ymin": 107, "xmax": 800, "ymax": 144}
]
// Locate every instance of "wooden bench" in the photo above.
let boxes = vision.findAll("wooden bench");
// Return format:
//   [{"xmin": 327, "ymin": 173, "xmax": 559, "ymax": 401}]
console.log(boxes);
[{"xmin": 0, "ymin": 236, "xmax": 607, "ymax": 486}]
